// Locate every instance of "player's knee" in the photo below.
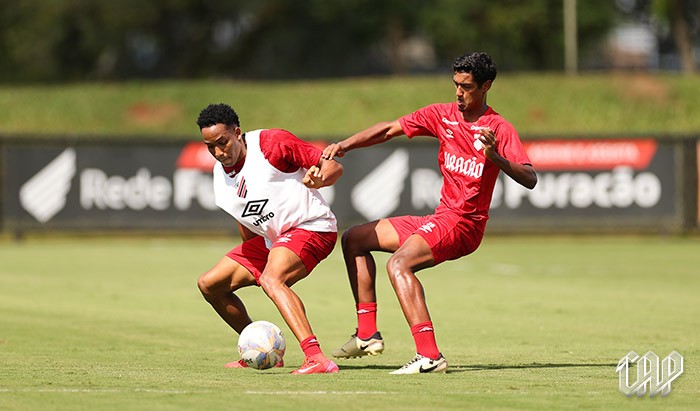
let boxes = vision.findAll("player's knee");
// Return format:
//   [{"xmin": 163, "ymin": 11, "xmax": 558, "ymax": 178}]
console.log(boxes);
[
  {"xmin": 197, "ymin": 272, "xmax": 216, "ymax": 299},
  {"xmin": 341, "ymin": 226, "xmax": 365, "ymax": 254},
  {"xmin": 258, "ymin": 273, "xmax": 283, "ymax": 293},
  {"xmin": 386, "ymin": 254, "xmax": 408, "ymax": 280},
  {"xmin": 340, "ymin": 228, "xmax": 354, "ymax": 250}
]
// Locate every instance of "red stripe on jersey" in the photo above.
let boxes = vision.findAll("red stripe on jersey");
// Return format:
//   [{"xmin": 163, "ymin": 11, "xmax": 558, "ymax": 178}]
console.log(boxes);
[{"xmin": 237, "ymin": 178, "xmax": 247, "ymax": 198}]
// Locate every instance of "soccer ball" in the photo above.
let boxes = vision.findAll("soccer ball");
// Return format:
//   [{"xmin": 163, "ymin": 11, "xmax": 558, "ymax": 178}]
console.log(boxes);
[{"xmin": 237, "ymin": 320, "xmax": 286, "ymax": 369}]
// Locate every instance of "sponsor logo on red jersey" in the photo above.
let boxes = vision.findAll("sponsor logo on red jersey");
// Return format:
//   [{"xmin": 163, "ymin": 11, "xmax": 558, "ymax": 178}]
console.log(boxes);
[{"xmin": 443, "ymin": 152, "xmax": 484, "ymax": 179}]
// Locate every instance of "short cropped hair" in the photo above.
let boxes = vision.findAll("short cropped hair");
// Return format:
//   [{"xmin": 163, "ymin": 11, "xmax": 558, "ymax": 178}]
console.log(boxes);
[
  {"xmin": 196, "ymin": 103, "xmax": 240, "ymax": 130},
  {"xmin": 452, "ymin": 52, "xmax": 497, "ymax": 87}
]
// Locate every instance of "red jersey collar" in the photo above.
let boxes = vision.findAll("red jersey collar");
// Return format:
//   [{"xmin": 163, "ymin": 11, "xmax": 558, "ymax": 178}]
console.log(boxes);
[{"xmin": 223, "ymin": 157, "xmax": 245, "ymax": 176}]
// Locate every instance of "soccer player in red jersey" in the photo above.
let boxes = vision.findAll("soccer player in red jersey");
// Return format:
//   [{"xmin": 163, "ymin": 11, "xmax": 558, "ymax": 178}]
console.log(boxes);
[
  {"xmin": 196, "ymin": 103, "xmax": 343, "ymax": 374},
  {"xmin": 323, "ymin": 52, "xmax": 537, "ymax": 374}
]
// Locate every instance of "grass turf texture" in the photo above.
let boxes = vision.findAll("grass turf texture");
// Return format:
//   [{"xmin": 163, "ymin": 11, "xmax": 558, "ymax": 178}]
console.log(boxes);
[
  {"xmin": 1, "ymin": 235, "xmax": 698, "ymax": 410},
  {"xmin": 2, "ymin": 73, "xmax": 700, "ymax": 138}
]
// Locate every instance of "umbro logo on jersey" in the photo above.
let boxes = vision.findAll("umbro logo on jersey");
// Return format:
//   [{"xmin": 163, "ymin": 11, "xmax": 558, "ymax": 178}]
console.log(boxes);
[
  {"xmin": 242, "ymin": 199, "xmax": 275, "ymax": 226},
  {"xmin": 241, "ymin": 199, "xmax": 268, "ymax": 217}
]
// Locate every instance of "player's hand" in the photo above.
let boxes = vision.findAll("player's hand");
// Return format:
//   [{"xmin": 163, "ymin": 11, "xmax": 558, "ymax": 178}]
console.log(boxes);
[
  {"xmin": 322, "ymin": 142, "xmax": 346, "ymax": 159},
  {"xmin": 302, "ymin": 166, "xmax": 325, "ymax": 188},
  {"xmin": 479, "ymin": 128, "xmax": 498, "ymax": 159}
]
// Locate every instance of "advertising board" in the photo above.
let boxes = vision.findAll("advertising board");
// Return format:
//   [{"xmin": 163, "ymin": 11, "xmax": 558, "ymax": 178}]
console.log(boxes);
[{"xmin": 0, "ymin": 137, "xmax": 689, "ymax": 233}]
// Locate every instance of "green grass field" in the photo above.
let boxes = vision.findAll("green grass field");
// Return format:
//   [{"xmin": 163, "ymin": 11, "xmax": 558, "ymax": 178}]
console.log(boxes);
[
  {"xmin": 1, "ymin": 234, "xmax": 699, "ymax": 410},
  {"xmin": 2, "ymin": 73, "xmax": 700, "ymax": 138}
]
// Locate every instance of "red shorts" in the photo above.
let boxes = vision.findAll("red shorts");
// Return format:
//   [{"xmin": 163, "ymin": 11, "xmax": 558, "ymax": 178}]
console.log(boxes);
[
  {"xmin": 388, "ymin": 212, "xmax": 486, "ymax": 265},
  {"xmin": 225, "ymin": 228, "xmax": 337, "ymax": 285}
]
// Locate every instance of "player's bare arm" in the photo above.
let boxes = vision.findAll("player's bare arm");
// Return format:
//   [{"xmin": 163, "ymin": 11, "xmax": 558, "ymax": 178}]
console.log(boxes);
[
  {"xmin": 479, "ymin": 128, "xmax": 537, "ymax": 189},
  {"xmin": 322, "ymin": 120, "xmax": 405, "ymax": 159},
  {"xmin": 302, "ymin": 157, "xmax": 343, "ymax": 189}
]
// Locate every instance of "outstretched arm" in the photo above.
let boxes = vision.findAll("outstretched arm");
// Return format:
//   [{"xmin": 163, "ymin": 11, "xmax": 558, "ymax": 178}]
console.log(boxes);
[
  {"xmin": 479, "ymin": 129, "xmax": 537, "ymax": 189},
  {"xmin": 322, "ymin": 120, "xmax": 405, "ymax": 159}
]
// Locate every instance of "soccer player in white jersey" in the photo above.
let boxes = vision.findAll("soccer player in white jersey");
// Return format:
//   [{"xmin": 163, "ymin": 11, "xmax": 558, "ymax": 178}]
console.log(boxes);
[
  {"xmin": 323, "ymin": 52, "xmax": 537, "ymax": 374},
  {"xmin": 196, "ymin": 103, "xmax": 343, "ymax": 375}
]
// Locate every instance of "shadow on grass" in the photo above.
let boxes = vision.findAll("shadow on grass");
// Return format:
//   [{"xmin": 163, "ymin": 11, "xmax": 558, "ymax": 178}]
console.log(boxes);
[
  {"xmin": 447, "ymin": 362, "xmax": 618, "ymax": 374},
  {"xmin": 335, "ymin": 362, "xmax": 617, "ymax": 373},
  {"xmin": 336, "ymin": 364, "xmax": 404, "ymax": 371}
]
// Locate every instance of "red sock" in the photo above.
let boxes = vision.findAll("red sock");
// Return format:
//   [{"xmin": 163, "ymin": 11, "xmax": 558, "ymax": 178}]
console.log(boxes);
[
  {"xmin": 410, "ymin": 321, "xmax": 440, "ymax": 360},
  {"xmin": 300, "ymin": 335, "xmax": 323, "ymax": 358},
  {"xmin": 356, "ymin": 302, "xmax": 378, "ymax": 339}
]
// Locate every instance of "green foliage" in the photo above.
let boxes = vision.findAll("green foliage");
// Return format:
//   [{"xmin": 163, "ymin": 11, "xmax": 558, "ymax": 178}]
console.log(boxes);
[
  {"xmin": 0, "ymin": 0, "xmax": 618, "ymax": 81},
  {"xmin": 421, "ymin": 0, "xmax": 616, "ymax": 70},
  {"xmin": 1, "ymin": 235, "xmax": 699, "ymax": 409}
]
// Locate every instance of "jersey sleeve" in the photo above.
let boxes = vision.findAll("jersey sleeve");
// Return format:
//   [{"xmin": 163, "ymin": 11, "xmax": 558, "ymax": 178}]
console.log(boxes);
[
  {"xmin": 495, "ymin": 122, "xmax": 531, "ymax": 166},
  {"xmin": 398, "ymin": 104, "xmax": 441, "ymax": 139},
  {"xmin": 259, "ymin": 129, "xmax": 322, "ymax": 172}
]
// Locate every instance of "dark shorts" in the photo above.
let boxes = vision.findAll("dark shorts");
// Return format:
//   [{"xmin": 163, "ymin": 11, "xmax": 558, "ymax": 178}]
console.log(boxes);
[
  {"xmin": 388, "ymin": 212, "xmax": 486, "ymax": 265},
  {"xmin": 225, "ymin": 228, "xmax": 337, "ymax": 285}
]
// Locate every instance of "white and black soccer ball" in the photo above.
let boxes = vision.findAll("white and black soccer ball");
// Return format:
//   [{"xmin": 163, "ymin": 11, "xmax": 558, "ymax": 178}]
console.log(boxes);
[{"xmin": 237, "ymin": 320, "xmax": 286, "ymax": 369}]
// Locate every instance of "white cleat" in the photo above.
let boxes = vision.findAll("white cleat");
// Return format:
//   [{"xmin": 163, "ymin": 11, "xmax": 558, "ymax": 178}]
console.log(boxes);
[
  {"xmin": 389, "ymin": 353, "xmax": 448, "ymax": 374},
  {"xmin": 332, "ymin": 331, "xmax": 384, "ymax": 358}
]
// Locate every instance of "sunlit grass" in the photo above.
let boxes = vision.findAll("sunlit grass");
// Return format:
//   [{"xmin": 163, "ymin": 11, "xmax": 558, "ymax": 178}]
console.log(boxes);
[
  {"xmin": 1, "ymin": 235, "xmax": 698, "ymax": 409},
  {"xmin": 2, "ymin": 73, "xmax": 699, "ymax": 139}
]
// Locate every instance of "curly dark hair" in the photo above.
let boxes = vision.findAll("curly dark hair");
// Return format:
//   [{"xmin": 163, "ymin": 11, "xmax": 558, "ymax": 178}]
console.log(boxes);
[
  {"xmin": 196, "ymin": 103, "xmax": 240, "ymax": 130},
  {"xmin": 452, "ymin": 52, "xmax": 497, "ymax": 87}
]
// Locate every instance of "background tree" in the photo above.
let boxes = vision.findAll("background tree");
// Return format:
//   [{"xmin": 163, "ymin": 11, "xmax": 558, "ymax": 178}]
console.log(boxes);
[
  {"xmin": 653, "ymin": 0, "xmax": 698, "ymax": 73},
  {"xmin": 0, "ymin": 0, "xmax": 670, "ymax": 82}
]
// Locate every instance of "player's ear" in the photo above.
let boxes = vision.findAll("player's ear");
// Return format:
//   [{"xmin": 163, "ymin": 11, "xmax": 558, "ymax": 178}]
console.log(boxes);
[{"xmin": 481, "ymin": 80, "xmax": 492, "ymax": 92}]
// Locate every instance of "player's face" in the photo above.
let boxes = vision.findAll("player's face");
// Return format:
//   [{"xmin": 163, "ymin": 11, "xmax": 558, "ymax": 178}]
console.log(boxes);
[
  {"xmin": 454, "ymin": 72, "xmax": 491, "ymax": 113},
  {"xmin": 201, "ymin": 123, "xmax": 245, "ymax": 167}
]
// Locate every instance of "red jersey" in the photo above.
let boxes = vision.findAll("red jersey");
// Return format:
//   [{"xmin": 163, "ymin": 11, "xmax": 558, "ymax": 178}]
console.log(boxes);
[{"xmin": 399, "ymin": 103, "xmax": 531, "ymax": 218}]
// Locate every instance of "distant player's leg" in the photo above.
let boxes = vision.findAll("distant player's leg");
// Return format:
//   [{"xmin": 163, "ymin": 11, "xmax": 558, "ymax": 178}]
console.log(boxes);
[
  {"xmin": 333, "ymin": 219, "xmax": 398, "ymax": 358},
  {"xmin": 386, "ymin": 234, "xmax": 447, "ymax": 374},
  {"xmin": 258, "ymin": 230, "xmax": 339, "ymax": 375}
]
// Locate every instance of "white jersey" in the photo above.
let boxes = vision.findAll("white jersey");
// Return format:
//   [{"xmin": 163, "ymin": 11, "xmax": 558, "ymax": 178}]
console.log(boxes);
[{"xmin": 213, "ymin": 129, "xmax": 337, "ymax": 248}]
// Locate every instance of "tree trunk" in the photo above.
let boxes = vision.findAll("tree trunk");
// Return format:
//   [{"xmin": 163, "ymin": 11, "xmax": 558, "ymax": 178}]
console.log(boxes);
[
  {"xmin": 670, "ymin": 0, "xmax": 695, "ymax": 73},
  {"xmin": 387, "ymin": 17, "xmax": 406, "ymax": 75}
]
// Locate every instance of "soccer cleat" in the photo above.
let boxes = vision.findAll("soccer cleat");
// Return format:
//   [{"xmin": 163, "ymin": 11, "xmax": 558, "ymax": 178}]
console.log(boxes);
[
  {"xmin": 389, "ymin": 353, "xmax": 447, "ymax": 374},
  {"xmin": 290, "ymin": 356, "xmax": 339, "ymax": 375},
  {"xmin": 225, "ymin": 358, "xmax": 284, "ymax": 368},
  {"xmin": 332, "ymin": 331, "xmax": 384, "ymax": 358}
]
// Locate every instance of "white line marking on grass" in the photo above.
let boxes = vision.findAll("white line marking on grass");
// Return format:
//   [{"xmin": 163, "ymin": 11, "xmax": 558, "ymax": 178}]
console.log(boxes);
[
  {"xmin": 245, "ymin": 391, "xmax": 398, "ymax": 395},
  {"xmin": 0, "ymin": 388, "xmax": 212, "ymax": 394}
]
